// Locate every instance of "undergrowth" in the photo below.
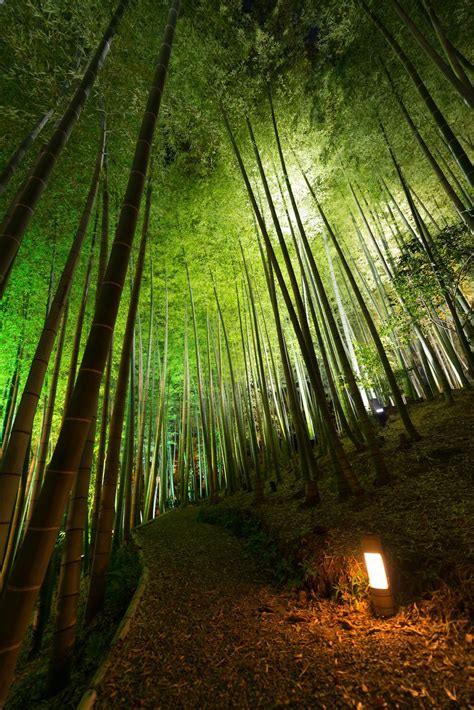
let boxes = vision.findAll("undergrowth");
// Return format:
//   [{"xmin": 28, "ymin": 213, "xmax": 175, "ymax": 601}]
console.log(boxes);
[
  {"xmin": 6, "ymin": 542, "xmax": 142, "ymax": 710},
  {"xmin": 198, "ymin": 507, "xmax": 299, "ymax": 588},
  {"xmin": 199, "ymin": 393, "xmax": 474, "ymax": 621}
]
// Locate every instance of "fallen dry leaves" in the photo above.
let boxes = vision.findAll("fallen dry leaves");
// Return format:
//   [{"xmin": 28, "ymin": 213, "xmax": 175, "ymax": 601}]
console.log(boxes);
[{"xmin": 94, "ymin": 504, "xmax": 473, "ymax": 709}]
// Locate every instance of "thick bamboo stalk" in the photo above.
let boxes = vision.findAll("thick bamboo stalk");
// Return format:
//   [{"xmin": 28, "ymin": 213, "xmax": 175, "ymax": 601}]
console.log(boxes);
[
  {"xmin": 0, "ymin": 0, "xmax": 129, "ymax": 295},
  {"xmin": 0, "ymin": 350, "xmax": 22, "ymax": 461},
  {"xmin": 26, "ymin": 303, "xmax": 70, "ymax": 529},
  {"xmin": 0, "ymin": 131, "xmax": 105, "ymax": 575},
  {"xmin": 86, "ymin": 180, "xmax": 153, "ymax": 620},
  {"xmin": 48, "ymin": 146, "xmax": 112, "ymax": 685},
  {"xmin": 47, "ymin": 412, "xmax": 97, "ymax": 690},
  {"xmin": 89, "ymin": 343, "xmax": 112, "ymax": 563},
  {"xmin": 0, "ymin": 4, "xmax": 180, "ymax": 702},
  {"xmin": 63, "ymin": 209, "xmax": 99, "ymax": 410},
  {"xmin": 89, "ymin": 167, "xmax": 111, "ymax": 559}
]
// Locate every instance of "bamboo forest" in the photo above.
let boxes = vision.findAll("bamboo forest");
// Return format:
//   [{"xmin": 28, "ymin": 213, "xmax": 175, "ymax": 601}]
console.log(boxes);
[{"xmin": 0, "ymin": 0, "xmax": 473, "ymax": 707}]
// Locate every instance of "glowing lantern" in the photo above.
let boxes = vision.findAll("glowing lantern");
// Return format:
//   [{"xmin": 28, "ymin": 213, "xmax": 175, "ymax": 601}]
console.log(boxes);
[{"xmin": 362, "ymin": 534, "xmax": 396, "ymax": 617}]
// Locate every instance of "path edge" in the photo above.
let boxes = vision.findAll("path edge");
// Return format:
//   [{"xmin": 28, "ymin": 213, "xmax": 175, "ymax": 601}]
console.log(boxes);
[{"xmin": 76, "ymin": 525, "xmax": 151, "ymax": 710}]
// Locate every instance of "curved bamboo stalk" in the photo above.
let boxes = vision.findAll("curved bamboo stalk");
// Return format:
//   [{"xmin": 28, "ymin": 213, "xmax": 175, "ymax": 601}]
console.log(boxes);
[
  {"xmin": 0, "ymin": 109, "xmax": 54, "ymax": 195},
  {"xmin": 359, "ymin": 0, "xmax": 474, "ymax": 187},
  {"xmin": 0, "ymin": 0, "xmax": 129, "ymax": 296},
  {"xmin": 0, "ymin": 130, "xmax": 104, "ymax": 580},
  {"xmin": 0, "ymin": 3, "xmax": 180, "ymax": 702},
  {"xmin": 388, "ymin": 0, "xmax": 474, "ymax": 107},
  {"xmin": 223, "ymin": 110, "xmax": 362, "ymax": 498}
]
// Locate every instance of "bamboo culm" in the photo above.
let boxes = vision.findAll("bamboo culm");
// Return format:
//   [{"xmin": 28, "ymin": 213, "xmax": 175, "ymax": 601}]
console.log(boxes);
[
  {"xmin": 0, "ymin": 0, "xmax": 129, "ymax": 295},
  {"xmin": 0, "ymin": 3, "xmax": 180, "ymax": 702}
]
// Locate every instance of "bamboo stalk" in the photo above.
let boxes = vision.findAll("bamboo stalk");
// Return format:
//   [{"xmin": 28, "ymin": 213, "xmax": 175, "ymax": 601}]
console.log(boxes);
[
  {"xmin": 0, "ymin": 5, "xmax": 180, "ymax": 700},
  {"xmin": 0, "ymin": 0, "xmax": 129, "ymax": 294}
]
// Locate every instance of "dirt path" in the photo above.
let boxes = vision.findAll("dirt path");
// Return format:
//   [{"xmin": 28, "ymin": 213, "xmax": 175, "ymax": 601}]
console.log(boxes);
[{"xmin": 94, "ymin": 507, "xmax": 471, "ymax": 709}]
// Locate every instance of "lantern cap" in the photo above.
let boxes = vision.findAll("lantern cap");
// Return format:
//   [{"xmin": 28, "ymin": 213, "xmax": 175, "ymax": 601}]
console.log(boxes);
[{"xmin": 361, "ymin": 533, "xmax": 384, "ymax": 554}]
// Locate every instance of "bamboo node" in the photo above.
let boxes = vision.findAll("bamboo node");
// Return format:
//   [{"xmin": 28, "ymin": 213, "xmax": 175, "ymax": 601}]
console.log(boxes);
[
  {"xmin": 0, "ymin": 641, "xmax": 22, "ymax": 654},
  {"xmin": 15, "ymin": 202, "xmax": 35, "ymax": 214},
  {"xmin": 7, "ymin": 583, "xmax": 42, "ymax": 592},
  {"xmin": 91, "ymin": 321, "xmax": 115, "ymax": 331},
  {"xmin": 100, "ymin": 281, "xmax": 122, "ymax": 290},
  {"xmin": 81, "ymin": 367, "xmax": 103, "ymax": 376},
  {"xmin": 0, "ymin": 234, "xmax": 21, "ymax": 245}
]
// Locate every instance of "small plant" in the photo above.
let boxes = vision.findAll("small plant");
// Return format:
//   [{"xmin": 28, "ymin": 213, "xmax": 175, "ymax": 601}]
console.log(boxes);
[{"xmin": 331, "ymin": 567, "xmax": 369, "ymax": 605}]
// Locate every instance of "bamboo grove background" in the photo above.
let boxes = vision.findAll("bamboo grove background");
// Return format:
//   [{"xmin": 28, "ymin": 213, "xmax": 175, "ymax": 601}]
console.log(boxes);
[{"xmin": 0, "ymin": 0, "xmax": 472, "ymax": 702}]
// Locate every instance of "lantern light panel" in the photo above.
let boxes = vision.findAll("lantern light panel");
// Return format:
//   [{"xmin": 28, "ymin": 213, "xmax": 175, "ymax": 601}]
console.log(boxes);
[{"xmin": 363, "ymin": 552, "xmax": 389, "ymax": 590}]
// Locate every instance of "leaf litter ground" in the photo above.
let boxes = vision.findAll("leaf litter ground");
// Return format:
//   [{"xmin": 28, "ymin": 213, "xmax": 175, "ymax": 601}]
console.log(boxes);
[{"xmin": 95, "ymin": 394, "xmax": 473, "ymax": 709}]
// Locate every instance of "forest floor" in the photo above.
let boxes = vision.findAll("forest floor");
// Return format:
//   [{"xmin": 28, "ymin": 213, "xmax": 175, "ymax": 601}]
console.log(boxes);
[{"xmin": 94, "ymin": 392, "xmax": 473, "ymax": 709}]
